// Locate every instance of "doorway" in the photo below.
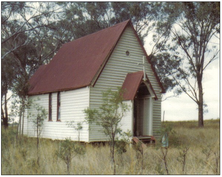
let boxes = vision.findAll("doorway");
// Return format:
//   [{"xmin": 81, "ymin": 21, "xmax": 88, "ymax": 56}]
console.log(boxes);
[{"xmin": 133, "ymin": 82, "xmax": 152, "ymax": 136}]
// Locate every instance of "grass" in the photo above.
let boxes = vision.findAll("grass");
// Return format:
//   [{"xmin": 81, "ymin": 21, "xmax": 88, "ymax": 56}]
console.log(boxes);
[{"xmin": 1, "ymin": 119, "xmax": 220, "ymax": 175}]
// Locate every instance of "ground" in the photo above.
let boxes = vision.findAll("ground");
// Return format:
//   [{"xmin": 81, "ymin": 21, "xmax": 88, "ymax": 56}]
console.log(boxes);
[{"xmin": 1, "ymin": 119, "xmax": 219, "ymax": 174}]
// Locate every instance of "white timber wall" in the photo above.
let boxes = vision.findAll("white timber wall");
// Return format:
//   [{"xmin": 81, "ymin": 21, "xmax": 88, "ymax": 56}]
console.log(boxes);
[
  {"xmin": 89, "ymin": 26, "xmax": 162, "ymax": 141},
  {"xmin": 119, "ymin": 101, "xmax": 133, "ymax": 134},
  {"xmin": 24, "ymin": 87, "xmax": 90, "ymax": 142}
]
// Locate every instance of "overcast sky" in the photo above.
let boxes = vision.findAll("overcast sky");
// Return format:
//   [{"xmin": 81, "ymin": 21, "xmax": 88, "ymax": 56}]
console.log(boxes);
[{"xmin": 161, "ymin": 59, "xmax": 219, "ymax": 121}]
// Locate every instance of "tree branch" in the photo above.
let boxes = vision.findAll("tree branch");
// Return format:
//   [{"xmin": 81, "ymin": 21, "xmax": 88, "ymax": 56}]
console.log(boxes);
[
  {"xmin": 172, "ymin": 75, "xmax": 198, "ymax": 104},
  {"xmin": 1, "ymin": 39, "xmax": 29, "ymax": 59},
  {"xmin": 203, "ymin": 50, "xmax": 219, "ymax": 71}
]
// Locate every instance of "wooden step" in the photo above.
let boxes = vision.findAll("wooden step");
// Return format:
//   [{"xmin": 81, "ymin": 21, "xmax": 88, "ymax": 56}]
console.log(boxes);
[
  {"xmin": 135, "ymin": 136, "xmax": 156, "ymax": 144},
  {"xmin": 132, "ymin": 137, "xmax": 147, "ymax": 149}
]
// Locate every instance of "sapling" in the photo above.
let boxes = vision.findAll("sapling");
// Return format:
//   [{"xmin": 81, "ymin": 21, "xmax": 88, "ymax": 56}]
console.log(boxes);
[
  {"xmin": 10, "ymin": 94, "xmax": 32, "ymax": 140},
  {"xmin": 56, "ymin": 138, "xmax": 85, "ymax": 174},
  {"xmin": 161, "ymin": 146, "xmax": 169, "ymax": 175},
  {"xmin": 84, "ymin": 88, "xmax": 129, "ymax": 174},
  {"xmin": 177, "ymin": 146, "xmax": 189, "ymax": 174},
  {"xmin": 157, "ymin": 123, "xmax": 174, "ymax": 175},
  {"xmin": 66, "ymin": 121, "xmax": 83, "ymax": 141},
  {"xmin": 28, "ymin": 101, "xmax": 47, "ymax": 166}
]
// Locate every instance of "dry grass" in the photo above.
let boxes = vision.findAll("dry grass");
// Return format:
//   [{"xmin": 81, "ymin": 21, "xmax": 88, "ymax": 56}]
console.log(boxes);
[{"xmin": 1, "ymin": 119, "xmax": 220, "ymax": 175}]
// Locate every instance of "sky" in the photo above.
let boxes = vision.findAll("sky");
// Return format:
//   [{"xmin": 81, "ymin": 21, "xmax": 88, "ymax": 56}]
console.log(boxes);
[
  {"xmin": 144, "ymin": 35, "xmax": 220, "ymax": 122},
  {"xmin": 161, "ymin": 59, "xmax": 219, "ymax": 121}
]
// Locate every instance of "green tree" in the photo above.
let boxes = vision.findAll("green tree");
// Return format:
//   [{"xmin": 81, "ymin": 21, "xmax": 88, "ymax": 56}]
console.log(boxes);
[
  {"xmin": 84, "ymin": 88, "xmax": 129, "ymax": 174},
  {"xmin": 28, "ymin": 101, "xmax": 47, "ymax": 166},
  {"xmin": 1, "ymin": 2, "xmax": 61, "ymax": 128},
  {"xmin": 111, "ymin": 2, "xmax": 162, "ymax": 43},
  {"xmin": 154, "ymin": 2, "xmax": 219, "ymax": 126}
]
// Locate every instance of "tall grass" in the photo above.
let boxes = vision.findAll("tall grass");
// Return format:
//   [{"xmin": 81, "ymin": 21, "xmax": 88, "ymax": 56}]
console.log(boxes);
[{"xmin": 1, "ymin": 119, "xmax": 220, "ymax": 174}]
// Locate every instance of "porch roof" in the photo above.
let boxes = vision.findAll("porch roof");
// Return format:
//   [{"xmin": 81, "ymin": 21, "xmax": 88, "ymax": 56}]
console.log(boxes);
[{"xmin": 122, "ymin": 71, "xmax": 158, "ymax": 100}]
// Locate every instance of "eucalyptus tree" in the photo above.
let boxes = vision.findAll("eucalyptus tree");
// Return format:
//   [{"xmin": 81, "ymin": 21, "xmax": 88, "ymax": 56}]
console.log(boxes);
[
  {"xmin": 54, "ymin": 2, "xmax": 112, "ymax": 42},
  {"xmin": 56, "ymin": 2, "xmax": 166, "ymax": 44},
  {"xmin": 1, "ymin": 2, "xmax": 61, "ymax": 128},
  {"xmin": 111, "ymin": 2, "xmax": 163, "ymax": 44},
  {"xmin": 153, "ymin": 2, "xmax": 219, "ymax": 126}
]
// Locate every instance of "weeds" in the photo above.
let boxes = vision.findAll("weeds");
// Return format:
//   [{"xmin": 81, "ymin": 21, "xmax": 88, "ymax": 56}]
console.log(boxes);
[
  {"xmin": 55, "ymin": 138, "xmax": 85, "ymax": 174},
  {"xmin": 1, "ymin": 119, "xmax": 220, "ymax": 175}
]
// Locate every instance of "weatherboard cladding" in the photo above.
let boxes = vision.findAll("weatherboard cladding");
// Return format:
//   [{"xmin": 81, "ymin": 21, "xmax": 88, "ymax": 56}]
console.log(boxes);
[
  {"xmin": 28, "ymin": 19, "xmax": 164, "ymax": 95},
  {"xmin": 24, "ymin": 88, "xmax": 90, "ymax": 141},
  {"xmin": 89, "ymin": 26, "xmax": 162, "ymax": 141}
]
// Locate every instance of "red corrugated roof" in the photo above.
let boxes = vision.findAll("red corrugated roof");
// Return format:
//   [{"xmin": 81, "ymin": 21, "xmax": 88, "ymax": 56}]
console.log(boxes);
[
  {"xmin": 28, "ymin": 19, "xmax": 165, "ymax": 95},
  {"xmin": 28, "ymin": 20, "xmax": 131, "ymax": 95},
  {"xmin": 122, "ymin": 71, "xmax": 158, "ymax": 100},
  {"xmin": 122, "ymin": 71, "xmax": 144, "ymax": 100}
]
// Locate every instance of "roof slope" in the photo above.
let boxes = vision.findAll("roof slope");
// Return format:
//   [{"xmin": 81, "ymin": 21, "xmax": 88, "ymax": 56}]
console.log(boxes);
[
  {"xmin": 28, "ymin": 20, "xmax": 131, "ymax": 95},
  {"xmin": 122, "ymin": 71, "xmax": 144, "ymax": 100},
  {"xmin": 28, "ymin": 19, "xmax": 165, "ymax": 95},
  {"xmin": 122, "ymin": 71, "xmax": 157, "ymax": 100}
]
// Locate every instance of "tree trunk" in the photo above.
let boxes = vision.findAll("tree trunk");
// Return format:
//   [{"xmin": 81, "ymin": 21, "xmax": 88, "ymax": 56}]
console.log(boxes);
[
  {"xmin": 111, "ymin": 134, "xmax": 116, "ymax": 174},
  {"xmin": 3, "ymin": 92, "xmax": 8, "ymax": 128},
  {"xmin": 17, "ymin": 109, "xmax": 22, "ymax": 139},
  {"xmin": 22, "ymin": 107, "xmax": 25, "ymax": 135},
  {"xmin": 67, "ymin": 161, "xmax": 70, "ymax": 174},
  {"xmin": 1, "ymin": 106, "xmax": 5, "ymax": 124},
  {"xmin": 21, "ymin": 98, "xmax": 25, "ymax": 135},
  {"xmin": 37, "ymin": 116, "xmax": 40, "ymax": 167},
  {"xmin": 197, "ymin": 76, "xmax": 204, "ymax": 127}
]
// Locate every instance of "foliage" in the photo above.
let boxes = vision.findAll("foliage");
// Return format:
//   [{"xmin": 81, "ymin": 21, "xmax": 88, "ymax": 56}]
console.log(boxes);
[
  {"xmin": 55, "ymin": 138, "xmax": 85, "ymax": 174},
  {"xmin": 115, "ymin": 139, "xmax": 127, "ymax": 155},
  {"xmin": 28, "ymin": 101, "xmax": 47, "ymax": 138},
  {"xmin": 153, "ymin": 2, "xmax": 219, "ymax": 126},
  {"xmin": 1, "ymin": 2, "xmax": 62, "ymax": 128},
  {"xmin": 66, "ymin": 121, "xmax": 83, "ymax": 141},
  {"xmin": 84, "ymin": 88, "xmax": 129, "ymax": 174},
  {"xmin": 27, "ymin": 100, "xmax": 47, "ymax": 166}
]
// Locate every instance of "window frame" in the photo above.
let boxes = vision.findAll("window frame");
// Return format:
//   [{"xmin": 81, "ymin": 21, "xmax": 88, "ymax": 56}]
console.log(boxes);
[
  {"xmin": 48, "ymin": 93, "xmax": 52, "ymax": 121},
  {"xmin": 57, "ymin": 92, "xmax": 61, "ymax": 121}
]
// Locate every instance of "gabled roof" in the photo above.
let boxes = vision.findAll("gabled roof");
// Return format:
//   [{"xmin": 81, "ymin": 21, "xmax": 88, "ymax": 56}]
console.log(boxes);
[
  {"xmin": 28, "ymin": 20, "xmax": 165, "ymax": 95},
  {"xmin": 122, "ymin": 71, "xmax": 158, "ymax": 100}
]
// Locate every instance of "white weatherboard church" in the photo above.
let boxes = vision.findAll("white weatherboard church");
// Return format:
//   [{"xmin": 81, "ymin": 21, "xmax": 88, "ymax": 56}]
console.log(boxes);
[{"xmin": 23, "ymin": 20, "xmax": 165, "ymax": 142}]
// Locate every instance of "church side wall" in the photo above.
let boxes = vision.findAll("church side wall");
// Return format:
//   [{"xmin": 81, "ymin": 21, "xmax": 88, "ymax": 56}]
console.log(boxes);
[
  {"xmin": 23, "ymin": 87, "xmax": 90, "ymax": 142},
  {"xmin": 120, "ymin": 100, "xmax": 133, "ymax": 134},
  {"xmin": 89, "ymin": 27, "xmax": 162, "ymax": 142}
]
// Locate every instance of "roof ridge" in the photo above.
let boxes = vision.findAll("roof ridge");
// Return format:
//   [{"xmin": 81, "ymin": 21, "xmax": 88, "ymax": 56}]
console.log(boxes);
[{"xmin": 66, "ymin": 19, "xmax": 131, "ymax": 44}]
